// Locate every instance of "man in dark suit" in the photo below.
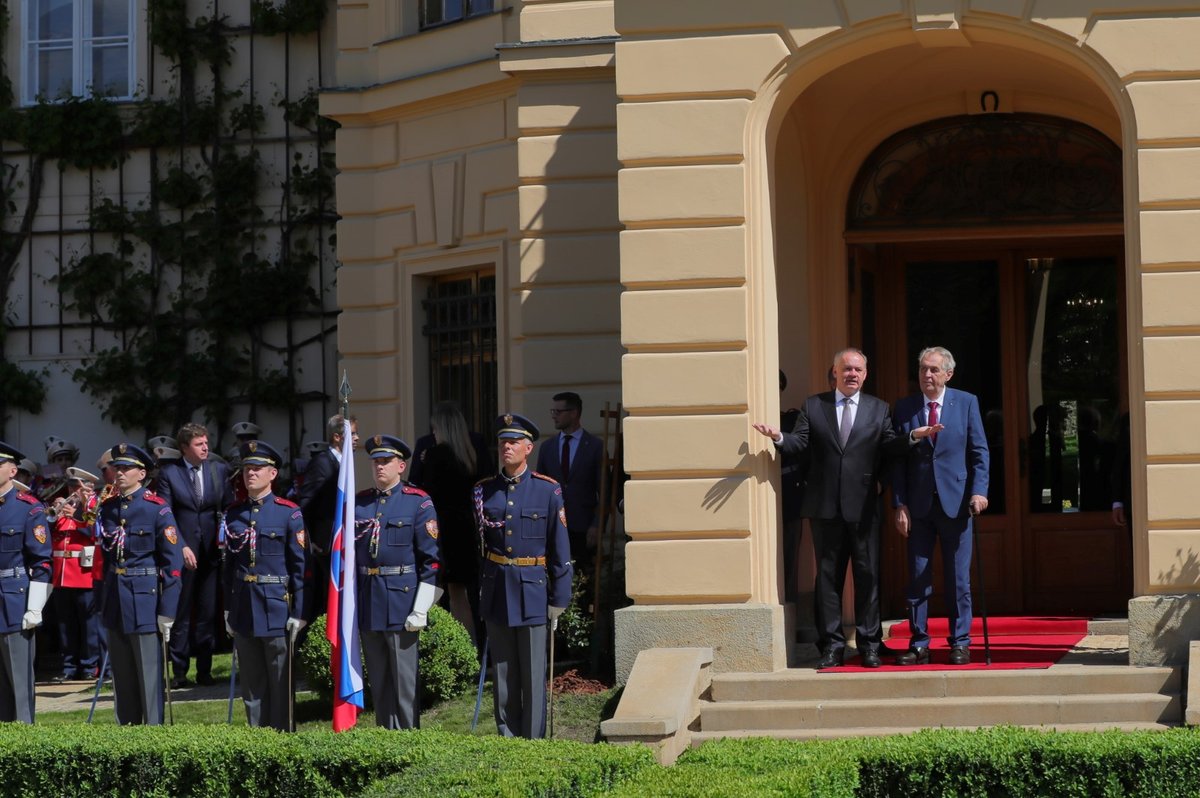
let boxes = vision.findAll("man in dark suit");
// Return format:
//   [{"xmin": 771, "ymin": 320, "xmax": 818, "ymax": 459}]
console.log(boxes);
[
  {"xmin": 536, "ymin": 392, "xmax": 604, "ymax": 570},
  {"xmin": 890, "ymin": 347, "xmax": 989, "ymax": 666},
  {"xmin": 754, "ymin": 348, "xmax": 937, "ymax": 668},
  {"xmin": 154, "ymin": 423, "xmax": 232, "ymax": 687},
  {"xmin": 295, "ymin": 414, "xmax": 358, "ymax": 620}
]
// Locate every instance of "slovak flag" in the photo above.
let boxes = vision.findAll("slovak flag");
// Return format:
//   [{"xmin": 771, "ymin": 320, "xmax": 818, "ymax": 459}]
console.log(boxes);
[{"xmin": 327, "ymin": 419, "xmax": 364, "ymax": 731}]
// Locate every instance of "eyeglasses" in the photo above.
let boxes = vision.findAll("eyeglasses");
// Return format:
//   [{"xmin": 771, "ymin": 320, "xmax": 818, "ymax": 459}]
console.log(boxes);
[{"xmin": 548, "ymin": 408, "xmax": 576, "ymax": 416}]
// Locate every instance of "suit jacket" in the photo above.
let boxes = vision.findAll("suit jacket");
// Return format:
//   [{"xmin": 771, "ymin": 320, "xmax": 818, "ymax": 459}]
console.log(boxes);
[
  {"xmin": 891, "ymin": 387, "xmax": 990, "ymax": 520},
  {"xmin": 778, "ymin": 391, "xmax": 907, "ymax": 524},
  {"xmin": 155, "ymin": 459, "xmax": 233, "ymax": 551},
  {"xmin": 536, "ymin": 429, "xmax": 604, "ymax": 532},
  {"xmin": 409, "ymin": 431, "xmax": 492, "ymax": 487},
  {"xmin": 296, "ymin": 448, "xmax": 338, "ymax": 552}
]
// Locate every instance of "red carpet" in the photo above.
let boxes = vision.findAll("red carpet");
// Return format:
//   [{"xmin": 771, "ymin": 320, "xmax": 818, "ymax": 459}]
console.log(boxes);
[{"xmin": 820, "ymin": 616, "xmax": 1089, "ymax": 673}]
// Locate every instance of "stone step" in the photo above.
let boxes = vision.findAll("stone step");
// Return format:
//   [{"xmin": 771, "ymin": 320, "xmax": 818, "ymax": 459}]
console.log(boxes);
[
  {"xmin": 690, "ymin": 720, "xmax": 1178, "ymax": 746},
  {"xmin": 699, "ymin": 692, "xmax": 1181, "ymax": 732},
  {"xmin": 711, "ymin": 665, "xmax": 1179, "ymax": 703}
]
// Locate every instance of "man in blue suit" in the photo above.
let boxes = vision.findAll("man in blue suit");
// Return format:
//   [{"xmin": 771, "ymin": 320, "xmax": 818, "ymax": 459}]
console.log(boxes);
[
  {"xmin": 536, "ymin": 392, "xmax": 604, "ymax": 569},
  {"xmin": 154, "ymin": 423, "xmax": 232, "ymax": 687},
  {"xmin": 891, "ymin": 347, "xmax": 989, "ymax": 666}
]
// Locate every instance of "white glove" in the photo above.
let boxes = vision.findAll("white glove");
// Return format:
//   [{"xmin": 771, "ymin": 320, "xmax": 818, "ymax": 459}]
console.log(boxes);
[
  {"xmin": 157, "ymin": 615, "xmax": 173, "ymax": 641},
  {"xmin": 22, "ymin": 581, "xmax": 52, "ymax": 630},
  {"xmin": 549, "ymin": 605, "xmax": 566, "ymax": 632},
  {"xmin": 286, "ymin": 616, "xmax": 306, "ymax": 643},
  {"xmin": 224, "ymin": 611, "xmax": 234, "ymax": 638},
  {"xmin": 404, "ymin": 582, "xmax": 438, "ymax": 632}
]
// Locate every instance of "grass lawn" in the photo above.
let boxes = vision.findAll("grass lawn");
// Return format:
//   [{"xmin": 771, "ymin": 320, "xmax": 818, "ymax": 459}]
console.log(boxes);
[{"xmin": 43, "ymin": 659, "xmax": 622, "ymax": 743}]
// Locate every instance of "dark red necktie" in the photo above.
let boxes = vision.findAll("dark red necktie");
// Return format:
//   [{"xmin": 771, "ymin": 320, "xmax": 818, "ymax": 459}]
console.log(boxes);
[
  {"xmin": 928, "ymin": 401, "xmax": 939, "ymax": 444},
  {"xmin": 561, "ymin": 435, "xmax": 571, "ymax": 481}
]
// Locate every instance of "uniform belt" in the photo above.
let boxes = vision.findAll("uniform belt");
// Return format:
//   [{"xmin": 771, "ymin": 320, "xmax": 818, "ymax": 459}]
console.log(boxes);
[
  {"xmin": 115, "ymin": 567, "xmax": 157, "ymax": 576},
  {"xmin": 357, "ymin": 565, "xmax": 414, "ymax": 576},
  {"xmin": 486, "ymin": 551, "xmax": 546, "ymax": 567},
  {"xmin": 0, "ymin": 567, "xmax": 24, "ymax": 579},
  {"xmin": 53, "ymin": 551, "xmax": 84, "ymax": 559},
  {"xmin": 242, "ymin": 574, "xmax": 288, "ymax": 584}
]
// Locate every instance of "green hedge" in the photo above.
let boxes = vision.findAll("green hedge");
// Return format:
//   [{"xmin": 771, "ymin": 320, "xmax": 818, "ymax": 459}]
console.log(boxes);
[
  {"xmin": 0, "ymin": 726, "xmax": 655, "ymax": 798},
  {"xmin": 609, "ymin": 728, "xmax": 1200, "ymax": 798}
]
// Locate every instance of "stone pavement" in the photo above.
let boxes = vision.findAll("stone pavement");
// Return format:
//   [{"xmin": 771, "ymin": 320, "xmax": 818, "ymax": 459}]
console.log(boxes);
[{"xmin": 37, "ymin": 675, "xmax": 230, "ymax": 714}]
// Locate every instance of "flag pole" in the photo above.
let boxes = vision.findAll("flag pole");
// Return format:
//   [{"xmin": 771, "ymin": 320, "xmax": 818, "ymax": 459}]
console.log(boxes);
[{"xmin": 329, "ymin": 370, "xmax": 364, "ymax": 732}]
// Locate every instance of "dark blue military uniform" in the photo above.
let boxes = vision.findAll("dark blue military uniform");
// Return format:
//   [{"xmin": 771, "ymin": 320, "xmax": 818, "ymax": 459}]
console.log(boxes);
[
  {"xmin": 354, "ymin": 433, "xmax": 441, "ymax": 729},
  {"xmin": 97, "ymin": 443, "xmax": 184, "ymax": 725},
  {"xmin": 0, "ymin": 440, "xmax": 51, "ymax": 723},
  {"xmin": 475, "ymin": 414, "xmax": 572, "ymax": 739},
  {"xmin": 222, "ymin": 440, "xmax": 307, "ymax": 731}
]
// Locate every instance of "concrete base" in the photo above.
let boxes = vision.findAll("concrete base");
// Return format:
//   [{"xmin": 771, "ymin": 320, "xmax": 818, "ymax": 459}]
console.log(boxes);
[
  {"xmin": 614, "ymin": 603, "xmax": 786, "ymax": 684},
  {"xmin": 1187, "ymin": 641, "xmax": 1200, "ymax": 726},
  {"xmin": 600, "ymin": 647, "xmax": 713, "ymax": 765},
  {"xmin": 1128, "ymin": 594, "xmax": 1200, "ymax": 666}
]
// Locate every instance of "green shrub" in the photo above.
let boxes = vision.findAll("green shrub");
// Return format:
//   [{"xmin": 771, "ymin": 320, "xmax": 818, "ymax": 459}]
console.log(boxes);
[
  {"xmin": 556, "ymin": 571, "xmax": 595, "ymax": 660},
  {"xmin": 418, "ymin": 602, "xmax": 479, "ymax": 705},
  {"xmin": 297, "ymin": 606, "xmax": 478, "ymax": 707}
]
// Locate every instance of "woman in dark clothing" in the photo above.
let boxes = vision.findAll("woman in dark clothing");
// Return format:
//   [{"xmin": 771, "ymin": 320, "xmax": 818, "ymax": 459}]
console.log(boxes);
[{"xmin": 416, "ymin": 402, "xmax": 485, "ymax": 645}]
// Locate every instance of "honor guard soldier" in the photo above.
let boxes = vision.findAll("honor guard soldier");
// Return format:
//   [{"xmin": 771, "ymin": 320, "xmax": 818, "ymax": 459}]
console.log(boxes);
[
  {"xmin": 474, "ymin": 414, "xmax": 572, "ymax": 739},
  {"xmin": 221, "ymin": 441, "xmax": 307, "ymax": 731},
  {"xmin": 354, "ymin": 434, "xmax": 441, "ymax": 730},
  {"xmin": 0, "ymin": 442, "xmax": 52, "ymax": 723},
  {"xmin": 97, "ymin": 443, "xmax": 183, "ymax": 725}
]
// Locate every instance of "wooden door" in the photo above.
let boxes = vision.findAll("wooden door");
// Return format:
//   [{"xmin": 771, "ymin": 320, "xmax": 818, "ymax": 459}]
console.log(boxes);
[{"xmin": 859, "ymin": 239, "xmax": 1129, "ymax": 617}]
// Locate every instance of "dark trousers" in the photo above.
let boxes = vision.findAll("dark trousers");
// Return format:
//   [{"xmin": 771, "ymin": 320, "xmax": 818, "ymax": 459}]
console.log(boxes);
[
  {"xmin": 486, "ymin": 620, "xmax": 548, "ymax": 739},
  {"xmin": 362, "ymin": 629, "xmax": 420, "ymax": 730},
  {"xmin": 108, "ymin": 628, "xmax": 162, "ymax": 725},
  {"xmin": 906, "ymin": 504, "xmax": 974, "ymax": 648},
  {"xmin": 811, "ymin": 516, "xmax": 881, "ymax": 654},
  {"xmin": 170, "ymin": 547, "xmax": 218, "ymax": 679},
  {"xmin": 0, "ymin": 630, "xmax": 35, "ymax": 723},
  {"xmin": 234, "ymin": 634, "xmax": 290, "ymax": 731},
  {"xmin": 54, "ymin": 587, "xmax": 99, "ymax": 676}
]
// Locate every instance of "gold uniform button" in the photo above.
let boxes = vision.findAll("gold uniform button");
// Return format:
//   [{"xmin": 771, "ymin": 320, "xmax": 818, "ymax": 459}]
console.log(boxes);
[
  {"xmin": 506, "ymin": 546, "xmax": 513, "ymax": 553},
  {"xmin": 532, "ymin": 513, "xmax": 539, "ymax": 519},
  {"xmin": 506, "ymin": 531, "xmax": 512, "ymax": 536},
  {"xmin": 506, "ymin": 514, "xmax": 512, "ymax": 520},
  {"xmin": 507, "ymin": 501, "xmax": 513, "ymax": 506}
]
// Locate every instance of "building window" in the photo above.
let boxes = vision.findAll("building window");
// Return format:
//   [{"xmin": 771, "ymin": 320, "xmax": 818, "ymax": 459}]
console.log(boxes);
[
  {"xmin": 23, "ymin": 0, "xmax": 135, "ymax": 104},
  {"xmin": 422, "ymin": 269, "xmax": 497, "ymax": 438},
  {"xmin": 419, "ymin": 0, "xmax": 494, "ymax": 30}
]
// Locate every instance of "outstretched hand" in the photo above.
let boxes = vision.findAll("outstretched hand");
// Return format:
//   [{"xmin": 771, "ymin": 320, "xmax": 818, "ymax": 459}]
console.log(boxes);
[
  {"xmin": 910, "ymin": 424, "xmax": 944, "ymax": 440},
  {"xmin": 752, "ymin": 423, "xmax": 781, "ymax": 440}
]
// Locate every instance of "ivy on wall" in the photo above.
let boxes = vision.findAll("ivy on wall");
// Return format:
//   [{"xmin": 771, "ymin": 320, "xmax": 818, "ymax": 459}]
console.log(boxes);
[{"xmin": 0, "ymin": 0, "xmax": 338, "ymax": 447}]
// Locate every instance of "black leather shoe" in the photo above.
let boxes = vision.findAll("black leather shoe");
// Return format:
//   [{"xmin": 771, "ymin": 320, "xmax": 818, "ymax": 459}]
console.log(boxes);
[
  {"xmin": 860, "ymin": 650, "xmax": 882, "ymax": 668},
  {"xmin": 895, "ymin": 647, "xmax": 931, "ymax": 666},
  {"xmin": 171, "ymin": 676, "xmax": 193, "ymax": 690},
  {"xmin": 817, "ymin": 649, "xmax": 845, "ymax": 669},
  {"xmin": 196, "ymin": 673, "xmax": 216, "ymax": 687},
  {"xmin": 949, "ymin": 646, "xmax": 971, "ymax": 665}
]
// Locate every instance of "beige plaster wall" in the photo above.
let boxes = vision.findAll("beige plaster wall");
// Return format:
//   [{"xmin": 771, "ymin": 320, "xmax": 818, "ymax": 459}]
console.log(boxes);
[{"xmin": 327, "ymin": 2, "xmax": 622, "ymax": 459}]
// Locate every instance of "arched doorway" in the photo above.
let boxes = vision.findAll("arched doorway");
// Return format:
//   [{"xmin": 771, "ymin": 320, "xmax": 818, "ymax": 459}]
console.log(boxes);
[{"xmin": 845, "ymin": 112, "xmax": 1130, "ymax": 616}]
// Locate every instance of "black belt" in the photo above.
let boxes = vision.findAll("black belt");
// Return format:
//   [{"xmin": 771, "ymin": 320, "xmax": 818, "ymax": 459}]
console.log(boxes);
[
  {"xmin": 115, "ymin": 567, "xmax": 157, "ymax": 576},
  {"xmin": 241, "ymin": 574, "xmax": 287, "ymax": 584},
  {"xmin": 0, "ymin": 567, "xmax": 24, "ymax": 579},
  {"xmin": 357, "ymin": 565, "xmax": 414, "ymax": 576}
]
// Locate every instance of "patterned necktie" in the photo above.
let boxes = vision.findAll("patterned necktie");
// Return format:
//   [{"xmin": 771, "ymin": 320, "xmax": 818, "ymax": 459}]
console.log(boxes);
[
  {"xmin": 839, "ymin": 397, "xmax": 855, "ymax": 447},
  {"xmin": 192, "ymin": 465, "xmax": 204, "ymax": 502},
  {"xmin": 561, "ymin": 434, "xmax": 571, "ymax": 482},
  {"xmin": 928, "ymin": 401, "xmax": 939, "ymax": 444}
]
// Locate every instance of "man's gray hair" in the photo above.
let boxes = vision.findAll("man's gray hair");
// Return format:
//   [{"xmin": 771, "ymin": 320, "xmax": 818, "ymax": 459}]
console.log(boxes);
[
  {"xmin": 832, "ymin": 347, "xmax": 867, "ymax": 368},
  {"xmin": 918, "ymin": 346, "xmax": 956, "ymax": 372}
]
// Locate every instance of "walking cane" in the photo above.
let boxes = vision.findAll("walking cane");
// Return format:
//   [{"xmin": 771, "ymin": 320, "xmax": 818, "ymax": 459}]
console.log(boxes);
[
  {"xmin": 547, "ymin": 618, "xmax": 556, "ymax": 739},
  {"xmin": 970, "ymin": 506, "xmax": 992, "ymax": 665},
  {"xmin": 162, "ymin": 633, "xmax": 174, "ymax": 725},
  {"xmin": 87, "ymin": 650, "xmax": 109, "ymax": 724},
  {"xmin": 470, "ymin": 636, "xmax": 489, "ymax": 732},
  {"xmin": 226, "ymin": 647, "xmax": 238, "ymax": 724}
]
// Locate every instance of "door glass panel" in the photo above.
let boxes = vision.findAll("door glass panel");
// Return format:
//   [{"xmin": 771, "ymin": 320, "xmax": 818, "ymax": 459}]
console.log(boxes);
[
  {"xmin": 1024, "ymin": 256, "xmax": 1120, "ymax": 513},
  {"xmin": 905, "ymin": 260, "xmax": 1006, "ymax": 513}
]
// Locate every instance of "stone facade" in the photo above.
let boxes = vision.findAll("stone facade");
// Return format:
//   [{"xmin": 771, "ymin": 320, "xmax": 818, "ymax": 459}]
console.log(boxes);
[{"xmin": 324, "ymin": 1, "xmax": 1200, "ymax": 675}]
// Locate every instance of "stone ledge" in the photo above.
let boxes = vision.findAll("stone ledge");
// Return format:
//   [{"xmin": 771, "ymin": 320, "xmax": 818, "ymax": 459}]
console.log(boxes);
[
  {"xmin": 1187, "ymin": 641, "xmax": 1200, "ymax": 727},
  {"xmin": 601, "ymin": 647, "xmax": 713, "ymax": 765},
  {"xmin": 1129, "ymin": 594, "xmax": 1200, "ymax": 666}
]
